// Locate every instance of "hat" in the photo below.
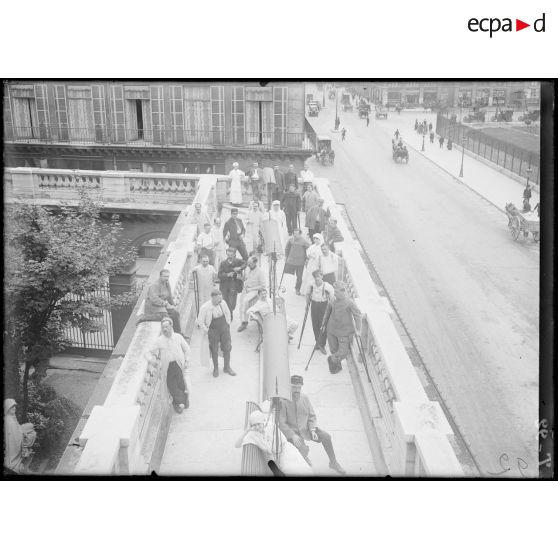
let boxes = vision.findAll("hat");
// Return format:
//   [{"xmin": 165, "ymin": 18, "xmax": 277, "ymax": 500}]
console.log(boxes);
[
  {"xmin": 272, "ymin": 200, "xmax": 280, "ymax": 205},
  {"xmin": 290, "ymin": 375, "xmax": 304, "ymax": 386},
  {"xmin": 248, "ymin": 410, "xmax": 266, "ymax": 426},
  {"xmin": 210, "ymin": 288, "xmax": 222, "ymax": 296},
  {"xmin": 231, "ymin": 207, "xmax": 239, "ymax": 213},
  {"xmin": 233, "ymin": 162, "xmax": 239, "ymax": 167}
]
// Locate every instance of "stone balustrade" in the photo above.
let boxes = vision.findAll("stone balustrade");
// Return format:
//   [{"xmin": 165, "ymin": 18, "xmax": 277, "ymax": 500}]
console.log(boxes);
[
  {"xmin": 313, "ymin": 178, "xmax": 463, "ymax": 477},
  {"xmin": 73, "ymin": 176, "xmax": 218, "ymax": 475},
  {"xmin": 5, "ymin": 167, "xmax": 205, "ymax": 207}
]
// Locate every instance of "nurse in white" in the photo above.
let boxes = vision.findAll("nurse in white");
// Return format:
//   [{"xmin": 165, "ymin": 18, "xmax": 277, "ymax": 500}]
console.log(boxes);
[{"xmin": 228, "ymin": 161, "xmax": 244, "ymax": 205}]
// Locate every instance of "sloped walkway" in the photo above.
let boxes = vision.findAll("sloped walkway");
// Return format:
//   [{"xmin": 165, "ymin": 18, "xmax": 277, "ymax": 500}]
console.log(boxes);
[{"xmin": 159, "ymin": 207, "xmax": 376, "ymax": 476}]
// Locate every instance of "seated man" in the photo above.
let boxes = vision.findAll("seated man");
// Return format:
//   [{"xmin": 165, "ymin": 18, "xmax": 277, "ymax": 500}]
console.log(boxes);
[
  {"xmin": 278, "ymin": 375, "xmax": 345, "ymax": 475},
  {"xmin": 143, "ymin": 268, "xmax": 182, "ymax": 335},
  {"xmin": 247, "ymin": 287, "xmax": 298, "ymax": 340},
  {"xmin": 237, "ymin": 256, "xmax": 267, "ymax": 332}
]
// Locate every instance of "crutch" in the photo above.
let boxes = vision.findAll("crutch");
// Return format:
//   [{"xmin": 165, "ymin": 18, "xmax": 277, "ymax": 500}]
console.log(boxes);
[
  {"xmin": 304, "ymin": 302, "xmax": 331, "ymax": 370},
  {"xmin": 297, "ymin": 288, "xmax": 312, "ymax": 349},
  {"xmin": 193, "ymin": 270, "xmax": 200, "ymax": 316}
]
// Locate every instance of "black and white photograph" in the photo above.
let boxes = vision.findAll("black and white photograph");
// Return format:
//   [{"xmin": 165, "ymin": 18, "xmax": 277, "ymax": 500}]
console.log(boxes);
[{"xmin": 2, "ymin": 79, "xmax": 550, "ymax": 478}]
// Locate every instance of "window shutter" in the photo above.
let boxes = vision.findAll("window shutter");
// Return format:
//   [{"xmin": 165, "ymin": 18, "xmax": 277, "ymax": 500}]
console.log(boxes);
[
  {"xmin": 210, "ymin": 85, "xmax": 224, "ymax": 145},
  {"xmin": 92, "ymin": 84, "xmax": 106, "ymax": 142},
  {"xmin": 150, "ymin": 85, "xmax": 164, "ymax": 144},
  {"xmin": 111, "ymin": 84, "xmax": 126, "ymax": 143},
  {"xmin": 34, "ymin": 83, "xmax": 50, "ymax": 140}
]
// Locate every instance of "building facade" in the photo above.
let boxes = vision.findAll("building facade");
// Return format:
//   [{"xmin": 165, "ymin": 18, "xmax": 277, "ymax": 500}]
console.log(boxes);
[
  {"xmin": 366, "ymin": 81, "xmax": 540, "ymax": 109},
  {"xmin": 3, "ymin": 81, "xmax": 312, "ymax": 173}
]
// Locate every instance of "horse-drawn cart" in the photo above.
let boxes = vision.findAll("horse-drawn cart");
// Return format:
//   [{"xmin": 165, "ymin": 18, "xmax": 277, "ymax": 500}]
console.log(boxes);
[
  {"xmin": 505, "ymin": 203, "xmax": 539, "ymax": 242},
  {"xmin": 392, "ymin": 143, "xmax": 409, "ymax": 163}
]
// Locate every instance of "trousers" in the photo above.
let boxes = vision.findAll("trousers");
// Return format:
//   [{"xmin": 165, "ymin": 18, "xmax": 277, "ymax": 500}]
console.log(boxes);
[
  {"xmin": 327, "ymin": 332, "xmax": 353, "ymax": 362},
  {"xmin": 167, "ymin": 361, "xmax": 188, "ymax": 406},
  {"xmin": 293, "ymin": 427, "xmax": 337, "ymax": 464},
  {"xmin": 285, "ymin": 210, "xmax": 298, "ymax": 234},
  {"xmin": 238, "ymin": 290, "xmax": 259, "ymax": 322},
  {"xmin": 311, "ymin": 300, "xmax": 328, "ymax": 345},
  {"xmin": 220, "ymin": 281, "xmax": 239, "ymax": 314},
  {"xmin": 208, "ymin": 315, "xmax": 232, "ymax": 369},
  {"xmin": 227, "ymin": 239, "xmax": 248, "ymax": 261}
]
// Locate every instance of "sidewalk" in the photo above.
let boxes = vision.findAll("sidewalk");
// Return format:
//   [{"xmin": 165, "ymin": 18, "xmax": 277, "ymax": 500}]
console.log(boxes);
[
  {"xmin": 160, "ymin": 207, "xmax": 376, "ymax": 476},
  {"xmin": 380, "ymin": 111, "xmax": 540, "ymax": 213}
]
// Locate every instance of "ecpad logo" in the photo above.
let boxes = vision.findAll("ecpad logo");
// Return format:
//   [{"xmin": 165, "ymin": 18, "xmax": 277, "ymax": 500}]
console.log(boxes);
[{"xmin": 468, "ymin": 13, "xmax": 546, "ymax": 37}]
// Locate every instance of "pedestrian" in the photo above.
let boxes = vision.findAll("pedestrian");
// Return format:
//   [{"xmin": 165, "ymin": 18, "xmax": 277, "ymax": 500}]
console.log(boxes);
[
  {"xmin": 325, "ymin": 281, "xmax": 362, "ymax": 374},
  {"xmin": 262, "ymin": 163, "xmax": 276, "ymax": 211},
  {"xmin": 282, "ymin": 184, "xmax": 301, "ymax": 235},
  {"xmin": 341, "ymin": 128, "xmax": 346, "ymax": 141},
  {"xmin": 439, "ymin": 136, "xmax": 444, "ymax": 148},
  {"xmin": 323, "ymin": 217, "xmax": 344, "ymax": 253},
  {"xmin": 246, "ymin": 161, "xmax": 263, "ymax": 197},
  {"xmin": 237, "ymin": 256, "xmax": 267, "ymax": 332},
  {"xmin": 328, "ymin": 149, "xmax": 335, "ymax": 165},
  {"xmin": 278, "ymin": 375, "xmax": 346, "ymax": 474},
  {"xmin": 283, "ymin": 164, "xmax": 299, "ymax": 192},
  {"xmin": 245, "ymin": 201, "xmax": 264, "ymax": 256},
  {"xmin": 414, "ymin": 119, "xmax": 418, "ymax": 131},
  {"xmin": 300, "ymin": 163, "xmax": 315, "ymax": 194},
  {"xmin": 523, "ymin": 184, "xmax": 532, "ymax": 203},
  {"xmin": 366, "ymin": 115, "xmax": 370, "ymax": 127},
  {"xmin": 189, "ymin": 202, "xmax": 211, "ymax": 235},
  {"xmin": 198, "ymin": 289, "xmax": 236, "ymax": 377},
  {"xmin": 144, "ymin": 269, "xmax": 182, "ymax": 334},
  {"xmin": 301, "ymin": 233, "xmax": 324, "ymax": 291},
  {"xmin": 284, "ymin": 228, "xmax": 310, "ymax": 295},
  {"xmin": 273, "ymin": 165, "xmax": 285, "ymax": 203},
  {"xmin": 211, "ymin": 217, "xmax": 226, "ymax": 270},
  {"xmin": 145, "ymin": 317, "xmax": 192, "ymax": 412},
  {"xmin": 395, "ymin": 128, "xmax": 400, "ymax": 140},
  {"xmin": 267, "ymin": 200, "xmax": 289, "ymax": 251},
  {"xmin": 305, "ymin": 198, "xmax": 330, "ymax": 238},
  {"xmin": 430, "ymin": 131, "xmax": 435, "ymax": 144},
  {"xmin": 447, "ymin": 138, "xmax": 453, "ymax": 151},
  {"xmin": 428, "ymin": 122, "xmax": 433, "ymax": 132},
  {"xmin": 306, "ymin": 269, "xmax": 334, "ymax": 355},
  {"xmin": 223, "ymin": 207, "xmax": 249, "ymax": 260},
  {"xmin": 196, "ymin": 222, "xmax": 216, "ymax": 265},
  {"xmin": 521, "ymin": 198, "xmax": 532, "ymax": 213},
  {"xmin": 192, "ymin": 254, "xmax": 218, "ymax": 308},
  {"xmin": 302, "ymin": 183, "xmax": 319, "ymax": 214},
  {"xmin": 317, "ymin": 243, "xmax": 339, "ymax": 286},
  {"xmin": 247, "ymin": 287, "xmax": 298, "ymax": 340},
  {"xmin": 228, "ymin": 162, "xmax": 245, "ymax": 206},
  {"xmin": 4, "ymin": 399, "xmax": 37, "ymax": 474},
  {"xmin": 217, "ymin": 247, "xmax": 246, "ymax": 318},
  {"xmin": 334, "ymin": 115, "xmax": 340, "ymax": 130}
]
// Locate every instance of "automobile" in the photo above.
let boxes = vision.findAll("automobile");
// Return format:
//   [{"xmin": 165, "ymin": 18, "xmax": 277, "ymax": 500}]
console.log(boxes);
[{"xmin": 308, "ymin": 103, "xmax": 319, "ymax": 117}]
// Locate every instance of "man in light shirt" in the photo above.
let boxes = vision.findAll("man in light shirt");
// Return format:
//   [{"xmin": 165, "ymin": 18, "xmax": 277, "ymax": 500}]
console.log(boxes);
[
  {"xmin": 198, "ymin": 289, "xmax": 236, "ymax": 378},
  {"xmin": 189, "ymin": 202, "xmax": 211, "ymax": 235},
  {"xmin": 145, "ymin": 316, "xmax": 191, "ymax": 413},
  {"xmin": 300, "ymin": 163, "xmax": 315, "ymax": 193},
  {"xmin": 237, "ymin": 256, "xmax": 267, "ymax": 332},
  {"xmin": 196, "ymin": 222, "xmax": 216, "ymax": 265},
  {"xmin": 318, "ymin": 244, "xmax": 339, "ymax": 285},
  {"xmin": 306, "ymin": 269, "xmax": 334, "ymax": 354},
  {"xmin": 247, "ymin": 288, "xmax": 298, "ymax": 340},
  {"xmin": 246, "ymin": 161, "xmax": 263, "ymax": 197}
]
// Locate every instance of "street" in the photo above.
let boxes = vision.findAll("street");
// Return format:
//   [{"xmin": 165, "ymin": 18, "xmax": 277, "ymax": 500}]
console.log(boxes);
[{"xmin": 306, "ymin": 99, "xmax": 539, "ymax": 476}]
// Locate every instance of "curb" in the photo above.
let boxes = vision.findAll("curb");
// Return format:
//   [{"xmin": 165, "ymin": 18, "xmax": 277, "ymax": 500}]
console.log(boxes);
[{"xmin": 406, "ymin": 142, "xmax": 507, "ymax": 215}]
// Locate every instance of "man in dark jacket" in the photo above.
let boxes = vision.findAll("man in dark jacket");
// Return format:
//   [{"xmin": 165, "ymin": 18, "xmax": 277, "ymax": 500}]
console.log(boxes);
[
  {"xmin": 284, "ymin": 229, "xmax": 310, "ymax": 295},
  {"xmin": 279, "ymin": 375, "xmax": 345, "ymax": 474},
  {"xmin": 273, "ymin": 165, "xmax": 285, "ymax": 203},
  {"xmin": 282, "ymin": 184, "xmax": 302, "ymax": 235},
  {"xmin": 223, "ymin": 207, "xmax": 248, "ymax": 260},
  {"xmin": 217, "ymin": 247, "xmax": 247, "ymax": 317},
  {"xmin": 246, "ymin": 162, "xmax": 263, "ymax": 196},
  {"xmin": 283, "ymin": 164, "xmax": 298, "ymax": 192},
  {"xmin": 323, "ymin": 217, "xmax": 344, "ymax": 253}
]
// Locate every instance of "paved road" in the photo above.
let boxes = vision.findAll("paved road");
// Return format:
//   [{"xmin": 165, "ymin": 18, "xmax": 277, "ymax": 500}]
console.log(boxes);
[{"xmin": 307, "ymin": 102, "xmax": 539, "ymax": 477}]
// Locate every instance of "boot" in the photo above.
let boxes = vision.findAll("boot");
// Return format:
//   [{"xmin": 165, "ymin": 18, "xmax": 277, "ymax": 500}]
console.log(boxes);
[
  {"xmin": 223, "ymin": 351, "xmax": 236, "ymax": 376},
  {"xmin": 329, "ymin": 461, "xmax": 346, "ymax": 475}
]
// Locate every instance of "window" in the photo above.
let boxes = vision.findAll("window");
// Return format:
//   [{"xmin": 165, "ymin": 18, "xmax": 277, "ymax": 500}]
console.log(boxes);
[
  {"xmin": 210, "ymin": 86, "xmax": 224, "ymax": 145},
  {"xmin": 11, "ymin": 86, "xmax": 36, "ymax": 139},
  {"xmin": 170, "ymin": 86, "xmax": 184, "ymax": 145},
  {"xmin": 231, "ymin": 86, "xmax": 245, "ymax": 145},
  {"xmin": 92, "ymin": 84, "xmax": 106, "ymax": 142},
  {"xmin": 184, "ymin": 86, "xmax": 210, "ymax": 145},
  {"xmin": 150, "ymin": 86, "xmax": 165, "ymax": 145},
  {"xmin": 54, "ymin": 85, "xmax": 69, "ymax": 141},
  {"xmin": 273, "ymin": 86, "xmax": 287, "ymax": 146},
  {"xmin": 68, "ymin": 86, "xmax": 94, "ymax": 142},
  {"xmin": 111, "ymin": 84, "xmax": 126, "ymax": 143}
]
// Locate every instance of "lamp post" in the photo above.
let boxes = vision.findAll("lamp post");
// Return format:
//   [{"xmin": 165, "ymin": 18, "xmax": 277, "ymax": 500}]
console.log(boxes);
[
  {"xmin": 459, "ymin": 135, "xmax": 467, "ymax": 178},
  {"xmin": 526, "ymin": 165, "xmax": 533, "ymax": 188},
  {"xmin": 421, "ymin": 129, "xmax": 426, "ymax": 151}
]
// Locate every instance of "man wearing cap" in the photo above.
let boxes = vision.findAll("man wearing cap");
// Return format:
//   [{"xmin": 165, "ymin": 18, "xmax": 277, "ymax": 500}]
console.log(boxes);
[
  {"xmin": 325, "ymin": 281, "xmax": 362, "ymax": 374},
  {"xmin": 279, "ymin": 375, "xmax": 346, "ymax": 475},
  {"xmin": 145, "ymin": 316, "xmax": 192, "ymax": 413},
  {"xmin": 237, "ymin": 256, "xmax": 267, "ymax": 332},
  {"xmin": 284, "ymin": 228, "xmax": 310, "ymax": 295},
  {"xmin": 218, "ymin": 247, "xmax": 246, "ymax": 318},
  {"xmin": 223, "ymin": 207, "xmax": 249, "ymax": 261},
  {"xmin": 144, "ymin": 269, "xmax": 183, "ymax": 335},
  {"xmin": 283, "ymin": 164, "xmax": 299, "ymax": 192},
  {"xmin": 198, "ymin": 289, "xmax": 236, "ymax": 377},
  {"xmin": 306, "ymin": 269, "xmax": 334, "ymax": 354}
]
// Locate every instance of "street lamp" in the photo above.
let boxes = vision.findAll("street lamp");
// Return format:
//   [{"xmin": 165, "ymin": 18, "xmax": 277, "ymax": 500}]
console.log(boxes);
[
  {"xmin": 459, "ymin": 135, "xmax": 467, "ymax": 177},
  {"xmin": 525, "ymin": 166, "xmax": 533, "ymax": 188},
  {"xmin": 421, "ymin": 129, "xmax": 426, "ymax": 151}
]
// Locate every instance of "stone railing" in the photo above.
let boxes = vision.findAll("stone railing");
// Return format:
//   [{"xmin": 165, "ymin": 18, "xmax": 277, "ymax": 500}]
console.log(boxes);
[
  {"xmin": 314, "ymin": 178, "xmax": 463, "ymax": 477},
  {"xmin": 69, "ymin": 175, "xmax": 218, "ymax": 474},
  {"xmin": 4, "ymin": 167, "xmax": 207, "ymax": 206}
]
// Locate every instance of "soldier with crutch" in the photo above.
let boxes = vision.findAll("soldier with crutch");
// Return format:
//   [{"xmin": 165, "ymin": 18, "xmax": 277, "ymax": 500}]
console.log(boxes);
[
  {"xmin": 303, "ymin": 270, "xmax": 334, "ymax": 354},
  {"xmin": 325, "ymin": 281, "xmax": 362, "ymax": 374}
]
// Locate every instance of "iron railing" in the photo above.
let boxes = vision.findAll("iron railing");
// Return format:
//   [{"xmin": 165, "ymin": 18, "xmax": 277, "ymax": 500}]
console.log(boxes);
[
  {"xmin": 436, "ymin": 115, "xmax": 540, "ymax": 185},
  {"xmin": 4, "ymin": 125, "xmax": 313, "ymax": 151}
]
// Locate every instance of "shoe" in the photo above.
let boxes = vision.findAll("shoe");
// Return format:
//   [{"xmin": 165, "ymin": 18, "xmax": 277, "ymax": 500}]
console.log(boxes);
[
  {"xmin": 237, "ymin": 322, "xmax": 248, "ymax": 332},
  {"xmin": 184, "ymin": 394, "xmax": 190, "ymax": 409},
  {"xmin": 173, "ymin": 403, "xmax": 183, "ymax": 414},
  {"xmin": 295, "ymin": 289, "xmax": 301, "ymax": 296},
  {"xmin": 224, "ymin": 368, "xmax": 237, "ymax": 376},
  {"xmin": 212, "ymin": 368, "xmax": 219, "ymax": 378},
  {"xmin": 329, "ymin": 461, "xmax": 346, "ymax": 475},
  {"xmin": 288, "ymin": 334, "xmax": 294, "ymax": 342},
  {"xmin": 318, "ymin": 346, "xmax": 327, "ymax": 355}
]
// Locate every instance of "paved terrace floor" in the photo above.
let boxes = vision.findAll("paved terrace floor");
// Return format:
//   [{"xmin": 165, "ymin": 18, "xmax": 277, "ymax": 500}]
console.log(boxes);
[{"xmin": 160, "ymin": 207, "xmax": 376, "ymax": 476}]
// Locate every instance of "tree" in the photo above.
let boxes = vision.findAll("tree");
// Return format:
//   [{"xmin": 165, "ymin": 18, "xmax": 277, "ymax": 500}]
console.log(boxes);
[{"xmin": 4, "ymin": 191, "xmax": 137, "ymax": 419}]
